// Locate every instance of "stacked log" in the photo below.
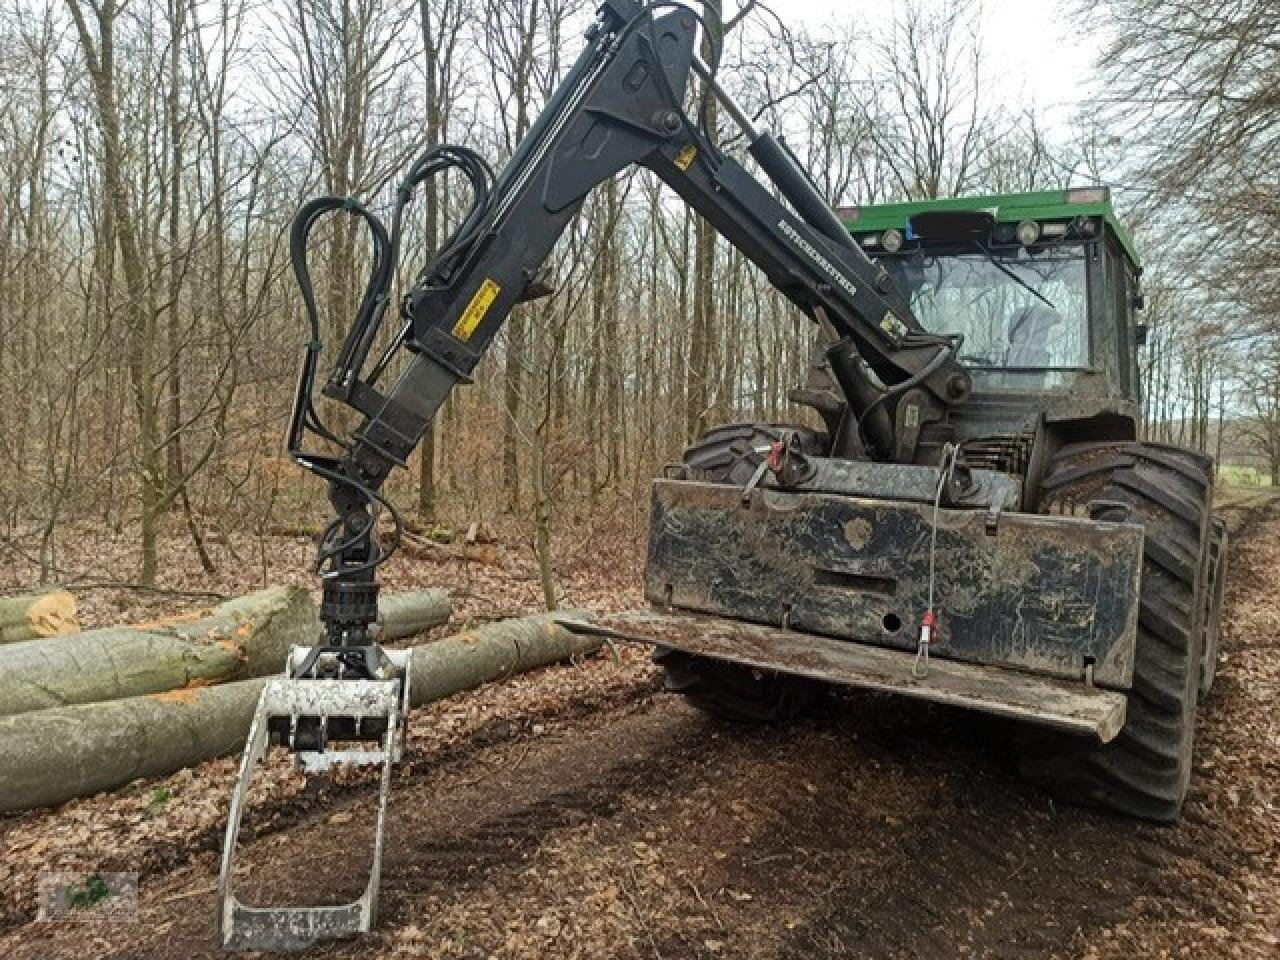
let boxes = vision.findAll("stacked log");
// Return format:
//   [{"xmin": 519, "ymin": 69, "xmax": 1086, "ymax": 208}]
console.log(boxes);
[
  {"xmin": 0, "ymin": 590, "xmax": 79, "ymax": 644},
  {"xmin": 0, "ymin": 587, "xmax": 455, "ymax": 717},
  {"xmin": 0, "ymin": 614, "xmax": 599, "ymax": 812},
  {"xmin": 378, "ymin": 588, "xmax": 453, "ymax": 640},
  {"xmin": 0, "ymin": 587, "xmax": 319, "ymax": 717}
]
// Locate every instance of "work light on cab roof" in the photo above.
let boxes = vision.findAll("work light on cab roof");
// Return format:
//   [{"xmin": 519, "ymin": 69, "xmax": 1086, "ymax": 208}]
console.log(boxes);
[{"xmin": 837, "ymin": 185, "xmax": 1136, "ymax": 266}]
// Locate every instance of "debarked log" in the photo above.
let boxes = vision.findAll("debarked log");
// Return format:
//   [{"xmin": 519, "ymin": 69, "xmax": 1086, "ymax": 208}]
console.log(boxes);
[{"xmin": 0, "ymin": 613, "xmax": 599, "ymax": 812}]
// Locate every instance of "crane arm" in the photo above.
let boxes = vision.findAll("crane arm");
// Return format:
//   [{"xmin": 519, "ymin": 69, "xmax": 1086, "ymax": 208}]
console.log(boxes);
[{"xmin": 288, "ymin": 0, "xmax": 970, "ymax": 653}]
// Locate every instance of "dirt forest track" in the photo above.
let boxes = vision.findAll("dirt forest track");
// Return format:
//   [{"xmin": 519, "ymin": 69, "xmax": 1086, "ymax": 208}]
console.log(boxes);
[{"xmin": 5, "ymin": 500, "xmax": 1280, "ymax": 959}]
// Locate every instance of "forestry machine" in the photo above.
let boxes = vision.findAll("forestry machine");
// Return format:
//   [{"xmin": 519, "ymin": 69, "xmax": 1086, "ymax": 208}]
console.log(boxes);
[{"xmin": 217, "ymin": 0, "xmax": 1229, "ymax": 950}]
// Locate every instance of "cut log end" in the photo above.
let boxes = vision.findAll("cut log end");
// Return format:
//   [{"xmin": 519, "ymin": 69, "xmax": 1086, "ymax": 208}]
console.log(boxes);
[{"xmin": 0, "ymin": 590, "xmax": 79, "ymax": 643}]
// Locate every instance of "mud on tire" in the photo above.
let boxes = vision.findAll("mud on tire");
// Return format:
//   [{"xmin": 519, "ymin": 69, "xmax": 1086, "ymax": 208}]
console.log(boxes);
[
  {"xmin": 1026, "ymin": 441, "xmax": 1212, "ymax": 821},
  {"xmin": 681, "ymin": 422, "xmax": 827, "ymax": 485},
  {"xmin": 654, "ymin": 423, "xmax": 828, "ymax": 723}
]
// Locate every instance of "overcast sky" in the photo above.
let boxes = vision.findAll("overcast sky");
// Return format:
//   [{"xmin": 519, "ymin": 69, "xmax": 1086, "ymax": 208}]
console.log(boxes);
[{"xmin": 772, "ymin": 0, "xmax": 1099, "ymax": 134}]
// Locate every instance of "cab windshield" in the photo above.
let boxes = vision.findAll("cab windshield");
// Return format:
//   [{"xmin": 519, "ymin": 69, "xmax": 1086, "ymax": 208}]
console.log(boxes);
[{"xmin": 883, "ymin": 246, "xmax": 1090, "ymax": 376}]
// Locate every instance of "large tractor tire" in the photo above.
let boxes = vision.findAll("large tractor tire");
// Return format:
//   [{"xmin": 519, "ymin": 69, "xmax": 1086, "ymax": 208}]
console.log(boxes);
[
  {"xmin": 1198, "ymin": 516, "xmax": 1228, "ymax": 701},
  {"xmin": 1028, "ymin": 441, "xmax": 1213, "ymax": 821},
  {"xmin": 681, "ymin": 422, "xmax": 827, "ymax": 486},
  {"xmin": 654, "ymin": 423, "xmax": 827, "ymax": 723},
  {"xmin": 654, "ymin": 646, "xmax": 819, "ymax": 723}
]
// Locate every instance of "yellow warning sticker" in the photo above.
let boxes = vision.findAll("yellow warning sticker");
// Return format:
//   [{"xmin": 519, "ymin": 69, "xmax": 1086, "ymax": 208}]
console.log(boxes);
[
  {"xmin": 674, "ymin": 144, "xmax": 698, "ymax": 171},
  {"xmin": 452, "ymin": 278, "xmax": 501, "ymax": 341},
  {"xmin": 879, "ymin": 312, "xmax": 909, "ymax": 340}
]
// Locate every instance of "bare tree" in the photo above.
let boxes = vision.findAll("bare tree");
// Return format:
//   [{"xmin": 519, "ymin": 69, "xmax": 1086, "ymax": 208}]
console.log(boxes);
[
  {"xmin": 64, "ymin": 0, "xmax": 171, "ymax": 583},
  {"xmin": 859, "ymin": 0, "xmax": 987, "ymax": 199},
  {"xmin": 1091, "ymin": 0, "xmax": 1280, "ymax": 322},
  {"xmin": 415, "ymin": 0, "xmax": 472, "ymax": 522}
]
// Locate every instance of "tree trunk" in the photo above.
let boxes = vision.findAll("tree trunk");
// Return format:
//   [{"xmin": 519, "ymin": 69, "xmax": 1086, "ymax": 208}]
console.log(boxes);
[
  {"xmin": 0, "ymin": 587, "xmax": 318, "ymax": 716},
  {"xmin": 498, "ymin": 0, "xmax": 541, "ymax": 513},
  {"xmin": 0, "ymin": 590, "xmax": 79, "ymax": 644},
  {"xmin": 0, "ymin": 588, "xmax": 452, "ymax": 715},
  {"xmin": 531, "ymin": 434, "xmax": 558, "ymax": 611},
  {"xmin": 687, "ymin": 210, "xmax": 716, "ymax": 442},
  {"xmin": 0, "ymin": 613, "xmax": 599, "ymax": 812},
  {"xmin": 65, "ymin": 0, "xmax": 164, "ymax": 586},
  {"xmin": 377, "ymin": 589, "xmax": 453, "ymax": 640},
  {"xmin": 164, "ymin": 0, "xmax": 185, "ymax": 490}
]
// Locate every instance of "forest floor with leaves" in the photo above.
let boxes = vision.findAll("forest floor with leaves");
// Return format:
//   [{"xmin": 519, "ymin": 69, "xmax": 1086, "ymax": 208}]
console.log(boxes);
[{"xmin": 1, "ymin": 492, "xmax": 1279, "ymax": 958}]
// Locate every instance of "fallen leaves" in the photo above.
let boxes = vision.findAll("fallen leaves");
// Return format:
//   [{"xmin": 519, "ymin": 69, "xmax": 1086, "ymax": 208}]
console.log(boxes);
[
  {"xmin": 1082, "ymin": 504, "xmax": 1280, "ymax": 960},
  {"xmin": 4, "ymin": 507, "xmax": 1280, "ymax": 960}
]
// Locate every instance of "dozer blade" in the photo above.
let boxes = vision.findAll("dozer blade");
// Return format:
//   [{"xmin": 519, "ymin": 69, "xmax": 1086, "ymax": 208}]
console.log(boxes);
[
  {"xmin": 217, "ymin": 650, "xmax": 411, "ymax": 952},
  {"xmin": 588, "ymin": 610, "xmax": 1128, "ymax": 743}
]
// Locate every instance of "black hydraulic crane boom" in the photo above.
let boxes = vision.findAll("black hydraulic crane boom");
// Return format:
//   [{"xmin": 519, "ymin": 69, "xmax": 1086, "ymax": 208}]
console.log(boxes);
[{"xmin": 287, "ymin": 0, "xmax": 970, "ymax": 669}]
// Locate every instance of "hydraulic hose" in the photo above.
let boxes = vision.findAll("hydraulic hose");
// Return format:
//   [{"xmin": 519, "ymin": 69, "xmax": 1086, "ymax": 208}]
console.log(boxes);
[
  {"xmin": 285, "ymin": 144, "xmax": 497, "ymax": 586},
  {"xmin": 855, "ymin": 342, "xmax": 958, "ymax": 457}
]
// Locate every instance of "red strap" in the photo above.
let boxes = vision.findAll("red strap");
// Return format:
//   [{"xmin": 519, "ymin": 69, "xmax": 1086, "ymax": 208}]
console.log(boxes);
[{"xmin": 766, "ymin": 440, "xmax": 785, "ymax": 472}]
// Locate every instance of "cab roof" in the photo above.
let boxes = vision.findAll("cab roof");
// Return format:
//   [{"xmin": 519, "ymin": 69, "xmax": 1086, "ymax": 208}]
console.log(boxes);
[{"xmin": 837, "ymin": 186, "xmax": 1141, "ymax": 268}]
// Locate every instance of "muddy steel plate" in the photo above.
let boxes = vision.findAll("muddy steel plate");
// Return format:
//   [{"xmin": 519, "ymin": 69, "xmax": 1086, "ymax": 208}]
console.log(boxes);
[
  {"xmin": 645, "ymin": 481, "xmax": 1144, "ymax": 686},
  {"xmin": 586, "ymin": 610, "xmax": 1128, "ymax": 742}
]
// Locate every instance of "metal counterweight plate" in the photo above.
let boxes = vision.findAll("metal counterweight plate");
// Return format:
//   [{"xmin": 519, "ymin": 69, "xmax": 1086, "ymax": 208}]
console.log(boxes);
[{"xmin": 644, "ymin": 480, "xmax": 1145, "ymax": 686}]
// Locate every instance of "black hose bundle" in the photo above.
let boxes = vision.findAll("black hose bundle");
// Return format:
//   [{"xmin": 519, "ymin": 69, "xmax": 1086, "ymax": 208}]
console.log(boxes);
[
  {"xmin": 285, "ymin": 144, "xmax": 496, "ymax": 580},
  {"xmin": 855, "ymin": 340, "xmax": 962, "ymax": 456}
]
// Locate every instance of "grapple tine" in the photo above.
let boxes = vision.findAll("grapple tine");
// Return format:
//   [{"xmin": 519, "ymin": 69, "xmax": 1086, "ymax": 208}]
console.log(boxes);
[{"xmin": 216, "ymin": 649, "xmax": 411, "ymax": 952}]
